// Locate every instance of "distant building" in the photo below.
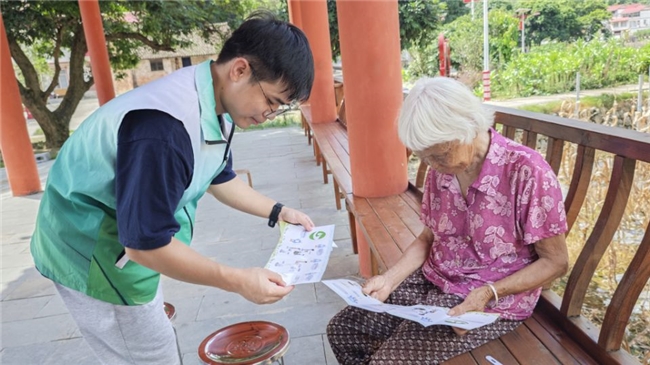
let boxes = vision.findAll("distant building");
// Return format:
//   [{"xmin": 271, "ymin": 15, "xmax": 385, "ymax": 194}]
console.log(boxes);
[
  {"xmin": 114, "ymin": 33, "xmax": 221, "ymax": 95},
  {"xmin": 607, "ymin": 3, "xmax": 650, "ymax": 37},
  {"xmin": 46, "ymin": 33, "xmax": 221, "ymax": 98},
  {"xmin": 44, "ymin": 51, "xmax": 94, "ymax": 99}
]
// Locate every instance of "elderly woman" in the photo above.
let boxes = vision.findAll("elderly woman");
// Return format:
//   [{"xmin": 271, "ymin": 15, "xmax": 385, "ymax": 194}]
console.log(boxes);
[{"xmin": 327, "ymin": 77, "xmax": 569, "ymax": 364}]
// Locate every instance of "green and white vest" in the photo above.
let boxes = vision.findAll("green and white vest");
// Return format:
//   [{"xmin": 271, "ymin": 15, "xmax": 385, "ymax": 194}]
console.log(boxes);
[{"xmin": 31, "ymin": 60, "xmax": 230, "ymax": 305}]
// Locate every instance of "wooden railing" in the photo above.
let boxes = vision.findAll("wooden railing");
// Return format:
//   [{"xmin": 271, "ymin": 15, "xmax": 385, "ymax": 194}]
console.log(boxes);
[{"xmin": 490, "ymin": 106, "xmax": 650, "ymax": 364}]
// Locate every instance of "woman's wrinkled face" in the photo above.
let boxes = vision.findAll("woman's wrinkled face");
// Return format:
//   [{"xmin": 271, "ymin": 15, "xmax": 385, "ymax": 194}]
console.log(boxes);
[{"xmin": 414, "ymin": 140, "xmax": 474, "ymax": 174}]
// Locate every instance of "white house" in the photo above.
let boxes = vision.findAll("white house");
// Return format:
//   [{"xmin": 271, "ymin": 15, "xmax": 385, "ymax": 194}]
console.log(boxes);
[{"xmin": 607, "ymin": 3, "xmax": 650, "ymax": 37}]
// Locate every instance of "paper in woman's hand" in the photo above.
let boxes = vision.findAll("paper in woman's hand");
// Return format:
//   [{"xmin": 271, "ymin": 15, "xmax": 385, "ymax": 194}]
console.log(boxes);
[
  {"xmin": 322, "ymin": 279, "xmax": 401, "ymax": 313},
  {"xmin": 323, "ymin": 279, "xmax": 500, "ymax": 329}
]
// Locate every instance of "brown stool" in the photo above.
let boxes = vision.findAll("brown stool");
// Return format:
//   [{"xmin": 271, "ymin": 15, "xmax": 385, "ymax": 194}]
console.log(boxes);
[
  {"xmin": 163, "ymin": 302, "xmax": 176, "ymax": 321},
  {"xmin": 235, "ymin": 169, "xmax": 253, "ymax": 188},
  {"xmin": 198, "ymin": 321, "xmax": 290, "ymax": 365}
]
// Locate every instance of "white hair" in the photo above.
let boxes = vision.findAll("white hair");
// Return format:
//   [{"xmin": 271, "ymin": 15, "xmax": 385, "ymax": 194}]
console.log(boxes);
[{"xmin": 398, "ymin": 77, "xmax": 494, "ymax": 152}]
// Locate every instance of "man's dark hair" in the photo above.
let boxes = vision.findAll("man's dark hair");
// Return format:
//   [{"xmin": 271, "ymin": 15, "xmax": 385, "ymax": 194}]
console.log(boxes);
[{"xmin": 217, "ymin": 11, "xmax": 314, "ymax": 102}]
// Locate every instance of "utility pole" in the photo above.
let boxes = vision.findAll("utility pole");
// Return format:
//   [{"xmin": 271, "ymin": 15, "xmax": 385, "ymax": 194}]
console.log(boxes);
[
  {"xmin": 463, "ymin": 0, "xmax": 476, "ymax": 21},
  {"xmin": 520, "ymin": 12, "xmax": 526, "ymax": 53},
  {"xmin": 515, "ymin": 8, "xmax": 538, "ymax": 53},
  {"xmin": 575, "ymin": 72, "xmax": 581, "ymax": 117},
  {"xmin": 471, "ymin": 0, "xmax": 475, "ymax": 20},
  {"xmin": 483, "ymin": 0, "xmax": 490, "ymax": 101}
]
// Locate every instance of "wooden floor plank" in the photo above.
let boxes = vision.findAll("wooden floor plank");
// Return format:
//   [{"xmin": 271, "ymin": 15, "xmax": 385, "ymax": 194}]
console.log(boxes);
[
  {"xmin": 401, "ymin": 185, "xmax": 423, "ymax": 212},
  {"xmin": 356, "ymin": 209, "xmax": 401, "ymax": 270},
  {"xmin": 468, "ymin": 339, "xmax": 521, "ymax": 365},
  {"xmin": 396, "ymin": 195, "xmax": 424, "ymax": 237},
  {"xmin": 500, "ymin": 323, "xmax": 561, "ymax": 365},
  {"xmin": 326, "ymin": 129, "xmax": 352, "ymax": 175},
  {"xmin": 367, "ymin": 197, "xmax": 416, "ymax": 251},
  {"xmin": 528, "ymin": 312, "xmax": 599, "ymax": 365},
  {"xmin": 443, "ymin": 352, "xmax": 479, "ymax": 365},
  {"xmin": 346, "ymin": 194, "xmax": 369, "ymax": 217},
  {"xmin": 311, "ymin": 124, "xmax": 353, "ymax": 195},
  {"xmin": 328, "ymin": 122, "xmax": 350, "ymax": 155}
]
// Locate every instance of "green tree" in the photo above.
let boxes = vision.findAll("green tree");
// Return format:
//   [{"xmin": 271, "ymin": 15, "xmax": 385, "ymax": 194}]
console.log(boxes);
[
  {"xmin": 514, "ymin": 0, "xmax": 611, "ymax": 45},
  {"xmin": 442, "ymin": 10, "xmax": 518, "ymax": 72},
  {"xmin": 3, "ymin": 0, "xmax": 256, "ymax": 149},
  {"xmin": 328, "ymin": 0, "xmax": 450, "ymax": 60},
  {"xmin": 441, "ymin": 0, "xmax": 471, "ymax": 24}
]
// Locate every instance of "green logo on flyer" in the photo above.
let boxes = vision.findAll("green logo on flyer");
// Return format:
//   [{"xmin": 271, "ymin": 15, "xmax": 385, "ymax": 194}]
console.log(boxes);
[{"xmin": 309, "ymin": 231, "xmax": 326, "ymax": 240}]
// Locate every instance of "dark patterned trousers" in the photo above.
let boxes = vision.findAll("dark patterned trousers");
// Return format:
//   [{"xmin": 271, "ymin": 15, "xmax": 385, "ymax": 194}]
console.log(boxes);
[{"xmin": 326, "ymin": 270, "xmax": 522, "ymax": 365}]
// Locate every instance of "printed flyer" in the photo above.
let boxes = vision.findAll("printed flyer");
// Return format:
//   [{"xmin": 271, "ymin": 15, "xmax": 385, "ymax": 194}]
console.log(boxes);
[
  {"xmin": 323, "ymin": 279, "xmax": 500, "ymax": 330},
  {"xmin": 265, "ymin": 222, "xmax": 335, "ymax": 285}
]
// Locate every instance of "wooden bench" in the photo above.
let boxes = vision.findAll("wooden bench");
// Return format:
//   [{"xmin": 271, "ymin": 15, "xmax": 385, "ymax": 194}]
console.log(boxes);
[
  {"xmin": 300, "ymin": 104, "xmax": 358, "ymax": 253},
  {"xmin": 299, "ymin": 105, "xmax": 352, "ymax": 209},
  {"xmin": 347, "ymin": 106, "xmax": 650, "ymax": 364},
  {"xmin": 346, "ymin": 183, "xmax": 423, "ymax": 274}
]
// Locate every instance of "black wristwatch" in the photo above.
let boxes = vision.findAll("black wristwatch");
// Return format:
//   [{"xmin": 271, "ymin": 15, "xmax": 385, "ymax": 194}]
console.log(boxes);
[{"xmin": 268, "ymin": 202, "xmax": 284, "ymax": 228}]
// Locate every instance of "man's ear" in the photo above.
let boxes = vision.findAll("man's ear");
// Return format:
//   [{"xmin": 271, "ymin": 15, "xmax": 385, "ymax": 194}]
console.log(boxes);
[{"xmin": 229, "ymin": 58, "xmax": 251, "ymax": 82}]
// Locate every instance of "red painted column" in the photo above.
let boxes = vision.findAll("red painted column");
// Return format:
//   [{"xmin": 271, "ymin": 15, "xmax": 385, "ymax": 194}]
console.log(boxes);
[
  {"xmin": 0, "ymin": 15, "xmax": 41, "ymax": 196},
  {"xmin": 78, "ymin": 0, "xmax": 115, "ymax": 105},
  {"xmin": 299, "ymin": 1, "xmax": 337, "ymax": 124},
  {"xmin": 337, "ymin": 0, "xmax": 408, "ymax": 277},
  {"xmin": 287, "ymin": 0, "xmax": 303, "ymax": 29}
]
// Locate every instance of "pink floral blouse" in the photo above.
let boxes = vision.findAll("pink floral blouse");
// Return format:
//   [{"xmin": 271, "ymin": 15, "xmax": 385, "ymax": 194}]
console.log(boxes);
[{"xmin": 421, "ymin": 128, "xmax": 568, "ymax": 320}]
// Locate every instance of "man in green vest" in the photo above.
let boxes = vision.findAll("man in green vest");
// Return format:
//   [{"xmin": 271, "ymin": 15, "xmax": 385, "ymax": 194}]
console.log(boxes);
[{"xmin": 30, "ymin": 12, "xmax": 314, "ymax": 364}]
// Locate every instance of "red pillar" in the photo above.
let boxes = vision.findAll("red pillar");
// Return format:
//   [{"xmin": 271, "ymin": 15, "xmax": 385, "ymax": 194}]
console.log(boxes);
[
  {"xmin": 78, "ymin": 0, "xmax": 115, "ymax": 105},
  {"xmin": 287, "ymin": 0, "xmax": 303, "ymax": 29},
  {"xmin": 337, "ymin": 0, "xmax": 408, "ymax": 277},
  {"xmin": 337, "ymin": 1, "xmax": 407, "ymax": 197},
  {"xmin": 0, "ymin": 15, "xmax": 41, "ymax": 196},
  {"xmin": 299, "ymin": 1, "xmax": 337, "ymax": 124}
]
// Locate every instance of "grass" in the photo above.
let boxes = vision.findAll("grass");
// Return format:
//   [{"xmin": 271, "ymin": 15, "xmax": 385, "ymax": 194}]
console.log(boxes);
[
  {"xmin": 519, "ymin": 100, "xmax": 563, "ymax": 114},
  {"xmin": 235, "ymin": 111, "xmax": 302, "ymax": 132},
  {"xmin": 520, "ymin": 92, "xmax": 649, "ymax": 114}
]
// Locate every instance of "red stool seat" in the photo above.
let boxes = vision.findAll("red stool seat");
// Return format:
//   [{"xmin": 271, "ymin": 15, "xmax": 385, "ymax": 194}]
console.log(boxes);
[
  {"xmin": 163, "ymin": 302, "xmax": 176, "ymax": 321},
  {"xmin": 198, "ymin": 321, "xmax": 290, "ymax": 365}
]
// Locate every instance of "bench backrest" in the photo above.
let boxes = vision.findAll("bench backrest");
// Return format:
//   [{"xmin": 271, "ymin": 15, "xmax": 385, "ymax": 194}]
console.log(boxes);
[{"xmin": 491, "ymin": 105, "xmax": 650, "ymax": 364}]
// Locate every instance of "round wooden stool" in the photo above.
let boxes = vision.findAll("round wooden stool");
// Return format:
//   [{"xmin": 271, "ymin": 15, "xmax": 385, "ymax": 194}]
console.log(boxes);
[
  {"xmin": 163, "ymin": 302, "xmax": 176, "ymax": 321},
  {"xmin": 198, "ymin": 321, "xmax": 290, "ymax": 365}
]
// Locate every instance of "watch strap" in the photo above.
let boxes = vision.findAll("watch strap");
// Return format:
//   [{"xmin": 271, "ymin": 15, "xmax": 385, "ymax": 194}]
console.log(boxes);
[{"xmin": 268, "ymin": 202, "xmax": 284, "ymax": 228}]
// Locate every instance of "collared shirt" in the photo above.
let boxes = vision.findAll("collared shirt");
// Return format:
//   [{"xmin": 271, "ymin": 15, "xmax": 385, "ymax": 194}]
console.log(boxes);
[
  {"xmin": 420, "ymin": 128, "xmax": 568, "ymax": 320},
  {"xmin": 116, "ymin": 110, "xmax": 235, "ymax": 250}
]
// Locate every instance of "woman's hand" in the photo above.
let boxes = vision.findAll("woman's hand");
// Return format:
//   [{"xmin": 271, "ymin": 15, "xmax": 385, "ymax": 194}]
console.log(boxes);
[
  {"xmin": 447, "ymin": 286, "xmax": 494, "ymax": 336},
  {"xmin": 278, "ymin": 206, "xmax": 315, "ymax": 231},
  {"xmin": 362, "ymin": 274, "xmax": 397, "ymax": 302}
]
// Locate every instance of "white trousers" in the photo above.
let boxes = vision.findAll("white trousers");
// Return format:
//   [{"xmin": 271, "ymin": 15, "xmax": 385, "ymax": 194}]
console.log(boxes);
[{"xmin": 55, "ymin": 283, "xmax": 182, "ymax": 365}]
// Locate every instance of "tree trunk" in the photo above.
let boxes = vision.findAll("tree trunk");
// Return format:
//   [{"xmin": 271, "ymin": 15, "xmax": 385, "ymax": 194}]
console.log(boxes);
[{"xmin": 10, "ymin": 23, "xmax": 93, "ymax": 151}]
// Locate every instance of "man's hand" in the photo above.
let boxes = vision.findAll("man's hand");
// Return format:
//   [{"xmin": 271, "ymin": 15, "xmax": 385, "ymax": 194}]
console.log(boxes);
[
  {"xmin": 278, "ymin": 206, "xmax": 314, "ymax": 231},
  {"xmin": 235, "ymin": 267, "xmax": 294, "ymax": 304},
  {"xmin": 447, "ymin": 285, "xmax": 493, "ymax": 336},
  {"xmin": 362, "ymin": 274, "xmax": 397, "ymax": 302}
]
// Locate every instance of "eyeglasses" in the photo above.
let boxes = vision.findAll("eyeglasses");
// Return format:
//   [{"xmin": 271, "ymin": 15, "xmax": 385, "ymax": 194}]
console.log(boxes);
[{"xmin": 250, "ymin": 65, "xmax": 298, "ymax": 119}]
